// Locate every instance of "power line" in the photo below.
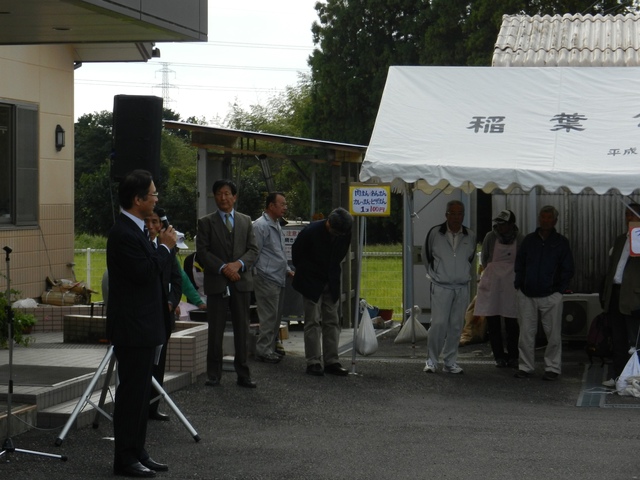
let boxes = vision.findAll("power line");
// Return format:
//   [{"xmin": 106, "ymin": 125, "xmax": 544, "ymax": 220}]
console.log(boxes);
[
  {"xmin": 187, "ymin": 40, "xmax": 313, "ymax": 51},
  {"xmin": 75, "ymin": 78, "xmax": 285, "ymax": 94},
  {"xmin": 157, "ymin": 62, "xmax": 308, "ymax": 71}
]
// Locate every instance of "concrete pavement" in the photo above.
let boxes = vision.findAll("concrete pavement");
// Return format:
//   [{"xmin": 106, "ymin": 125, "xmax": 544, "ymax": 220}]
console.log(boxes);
[{"xmin": 0, "ymin": 324, "xmax": 639, "ymax": 479}]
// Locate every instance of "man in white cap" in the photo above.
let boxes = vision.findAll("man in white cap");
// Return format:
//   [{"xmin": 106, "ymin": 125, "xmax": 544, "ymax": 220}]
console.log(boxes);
[{"xmin": 474, "ymin": 209, "xmax": 523, "ymax": 368}]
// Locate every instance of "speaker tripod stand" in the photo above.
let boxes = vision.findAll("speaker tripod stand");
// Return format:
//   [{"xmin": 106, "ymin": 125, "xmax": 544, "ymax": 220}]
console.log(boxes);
[
  {"xmin": 55, "ymin": 345, "xmax": 200, "ymax": 446},
  {"xmin": 0, "ymin": 246, "xmax": 66, "ymax": 463}
]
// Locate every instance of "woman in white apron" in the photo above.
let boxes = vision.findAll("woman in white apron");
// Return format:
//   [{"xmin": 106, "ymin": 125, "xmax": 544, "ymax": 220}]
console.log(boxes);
[{"xmin": 474, "ymin": 210, "xmax": 524, "ymax": 368}]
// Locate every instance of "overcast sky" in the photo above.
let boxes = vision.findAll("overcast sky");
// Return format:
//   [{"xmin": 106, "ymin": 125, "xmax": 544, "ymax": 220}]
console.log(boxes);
[{"xmin": 73, "ymin": 0, "xmax": 319, "ymax": 122}]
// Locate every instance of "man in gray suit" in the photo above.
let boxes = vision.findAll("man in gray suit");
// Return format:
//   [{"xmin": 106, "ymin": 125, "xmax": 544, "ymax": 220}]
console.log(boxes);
[{"xmin": 196, "ymin": 179, "xmax": 259, "ymax": 388}]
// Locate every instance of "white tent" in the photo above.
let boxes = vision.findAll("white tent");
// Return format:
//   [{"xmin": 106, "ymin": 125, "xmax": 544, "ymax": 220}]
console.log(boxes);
[
  {"xmin": 360, "ymin": 66, "xmax": 640, "ymax": 195},
  {"xmin": 359, "ymin": 66, "xmax": 640, "ymax": 317}
]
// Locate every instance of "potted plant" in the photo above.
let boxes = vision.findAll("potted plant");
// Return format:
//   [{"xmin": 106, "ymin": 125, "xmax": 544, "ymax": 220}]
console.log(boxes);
[{"xmin": 0, "ymin": 289, "xmax": 36, "ymax": 348}]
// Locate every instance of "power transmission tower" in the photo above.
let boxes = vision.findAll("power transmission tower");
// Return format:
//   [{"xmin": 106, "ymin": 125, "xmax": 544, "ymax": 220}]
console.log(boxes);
[{"xmin": 155, "ymin": 62, "xmax": 177, "ymax": 109}]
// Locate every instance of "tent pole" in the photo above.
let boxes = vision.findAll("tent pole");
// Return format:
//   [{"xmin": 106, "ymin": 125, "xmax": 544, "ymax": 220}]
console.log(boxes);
[
  {"xmin": 349, "ymin": 215, "xmax": 366, "ymax": 375},
  {"xmin": 403, "ymin": 183, "xmax": 415, "ymax": 355}
]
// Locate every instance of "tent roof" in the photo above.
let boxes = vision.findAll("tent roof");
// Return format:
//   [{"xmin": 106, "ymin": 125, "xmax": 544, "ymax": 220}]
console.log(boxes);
[{"xmin": 359, "ymin": 66, "xmax": 640, "ymax": 195}]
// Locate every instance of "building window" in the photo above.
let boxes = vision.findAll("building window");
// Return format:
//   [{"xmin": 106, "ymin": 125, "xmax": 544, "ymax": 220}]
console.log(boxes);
[{"xmin": 0, "ymin": 101, "xmax": 38, "ymax": 226}]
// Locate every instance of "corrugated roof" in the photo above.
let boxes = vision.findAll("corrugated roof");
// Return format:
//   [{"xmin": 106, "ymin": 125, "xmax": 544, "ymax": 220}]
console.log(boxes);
[{"xmin": 493, "ymin": 13, "xmax": 640, "ymax": 67}]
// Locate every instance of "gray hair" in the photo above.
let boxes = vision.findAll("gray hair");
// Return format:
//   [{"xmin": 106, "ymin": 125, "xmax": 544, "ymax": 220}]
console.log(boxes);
[
  {"xmin": 328, "ymin": 207, "xmax": 353, "ymax": 235},
  {"xmin": 446, "ymin": 200, "xmax": 464, "ymax": 213},
  {"xmin": 539, "ymin": 205, "xmax": 559, "ymax": 221}
]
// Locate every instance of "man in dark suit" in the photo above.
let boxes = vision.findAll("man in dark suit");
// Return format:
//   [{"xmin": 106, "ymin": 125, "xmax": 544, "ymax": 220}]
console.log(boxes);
[
  {"xmin": 107, "ymin": 169, "xmax": 177, "ymax": 478},
  {"xmin": 145, "ymin": 206, "xmax": 182, "ymax": 421},
  {"xmin": 292, "ymin": 207, "xmax": 353, "ymax": 377},
  {"xmin": 196, "ymin": 179, "xmax": 258, "ymax": 388}
]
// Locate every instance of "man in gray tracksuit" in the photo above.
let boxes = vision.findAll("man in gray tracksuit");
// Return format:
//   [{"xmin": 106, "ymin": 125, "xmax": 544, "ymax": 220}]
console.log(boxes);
[{"xmin": 422, "ymin": 200, "xmax": 476, "ymax": 374}]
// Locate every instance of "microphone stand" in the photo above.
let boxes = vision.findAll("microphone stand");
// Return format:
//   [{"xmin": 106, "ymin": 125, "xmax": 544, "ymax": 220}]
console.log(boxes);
[{"xmin": 0, "ymin": 246, "xmax": 66, "ymax": 462}]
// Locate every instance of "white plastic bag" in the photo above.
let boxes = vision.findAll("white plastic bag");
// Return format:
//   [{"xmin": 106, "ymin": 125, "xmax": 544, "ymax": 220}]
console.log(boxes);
[
  {"xmin": 356, "ymin": 305, "xmax": 378, "ymax": 356},
  {"xmin": 616, "ymin": 349, "xmax": 640, "ymax": 396},
  {"xmin": 395, "ymin": 305, "xmax": 428, "ymax": 344}
]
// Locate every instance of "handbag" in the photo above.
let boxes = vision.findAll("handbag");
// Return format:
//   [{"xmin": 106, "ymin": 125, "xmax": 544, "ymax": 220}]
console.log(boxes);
[
  {"xmin": 395, "ymin": 305, "xmax": 428, "ymax": 344},
  {"xmin": 356, "ymin": 305, "xmax": 378, "ymax": 356}
]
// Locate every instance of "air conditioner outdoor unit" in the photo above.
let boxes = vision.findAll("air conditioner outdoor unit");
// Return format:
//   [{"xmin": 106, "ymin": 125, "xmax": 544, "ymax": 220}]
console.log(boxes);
[{"xmin": 561, "ymin": 293, "xmax": 602, "ymax": 341}]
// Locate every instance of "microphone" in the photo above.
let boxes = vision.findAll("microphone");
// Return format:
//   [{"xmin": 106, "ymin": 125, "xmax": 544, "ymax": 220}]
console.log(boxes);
[{"xmin": 156, "ymin": 207, "xmax": 169, "ymax": 230}]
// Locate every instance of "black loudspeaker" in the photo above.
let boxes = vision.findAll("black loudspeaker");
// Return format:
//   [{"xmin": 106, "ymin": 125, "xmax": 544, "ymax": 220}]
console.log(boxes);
[{"xmin": 111, "ymin": 95, "xmax": 163, "ymax": 181}]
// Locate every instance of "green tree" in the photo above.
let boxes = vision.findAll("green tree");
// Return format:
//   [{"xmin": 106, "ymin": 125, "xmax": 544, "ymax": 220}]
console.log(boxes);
[
  {"xmin": 158, "ymin": 131, "xmax": 199, "ymax": 236},
  {"xmin": 75, "ymin": 160, "xmax": 119, "ymax": 235},
  {"xmin": 74, "ymin": 110, "xmax": 113, "ymax": 183},
  {"xmin": 74, "ymin": 109, "xmax": 199, "ymax": 236},
  {"xmin": 307, "ymin": 0, "xmax": 429, "ymax": 145},
  {"xmin": 222, "ymin": 77, "xmax": 340, "ymax": 221}
]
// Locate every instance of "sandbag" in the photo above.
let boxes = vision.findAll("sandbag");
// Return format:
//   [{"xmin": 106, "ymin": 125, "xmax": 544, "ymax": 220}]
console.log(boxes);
[
  {"xmin": 356, "ymin": 305, "xmax": 378, "ymax": 356},
  {"xmin": 395, "ymin": 305, "xmax": 428, "ymax": 344}
]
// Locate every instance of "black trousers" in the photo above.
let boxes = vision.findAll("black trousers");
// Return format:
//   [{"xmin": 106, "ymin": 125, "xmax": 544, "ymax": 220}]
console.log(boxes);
[
  {"xmin": 609, "ymin": 286, "xmax": 640, "ymax": 379},
  {"xmin": 113, "ymin": 345, "xmax": 156, "ymax": 467},
  {"xmin": 486, "ymin": 315, "xmax": 519, "ymax": 361},
  {"xmin": 150, "ymin": 311, "xmax": 173, "ymax": 413}
]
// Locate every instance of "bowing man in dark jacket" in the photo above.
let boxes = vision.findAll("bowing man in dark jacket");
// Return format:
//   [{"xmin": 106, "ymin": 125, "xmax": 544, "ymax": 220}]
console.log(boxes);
[
  {"xmin": 292, "ymin": 207, "xmax": 353, "ymax": 377},
  {"xmin": 107, "ymin": 169, "xmax": 177, "ymax": 478},
  {"xmin": 145, "ymin": 206, "xmax": 182, "ymax": 421}
]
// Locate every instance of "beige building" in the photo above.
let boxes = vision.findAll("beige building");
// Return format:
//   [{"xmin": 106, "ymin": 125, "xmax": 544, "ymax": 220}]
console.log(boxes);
[{"xmin": 0, "ymin": 1, "xmax": 207, "ymax": 298}]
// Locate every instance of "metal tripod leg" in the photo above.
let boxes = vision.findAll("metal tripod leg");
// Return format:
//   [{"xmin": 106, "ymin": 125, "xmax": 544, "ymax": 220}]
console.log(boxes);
[
  {"xmin": 151, "ymin": 377, "xmax": 200, "ymax": 442},
  {"xmin": 55, "ymin": 346, "xmax": 115, "ymax": 446},
  {"xmin": 91, "ymin": 350, "xmax": 117, "ymax": 429},
  {"xmin": 55, "ymin": 345, "xmax": 200, "ymax": 445}
]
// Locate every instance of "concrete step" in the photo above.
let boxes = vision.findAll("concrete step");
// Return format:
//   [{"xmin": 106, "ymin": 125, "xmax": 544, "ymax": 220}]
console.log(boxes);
[
  {"xmin": 0, "ymin": 403, "xmax": 38, "ymax": 438},
  {"xmin": 38, "ymin": 371, "xmax": 192, "ymax": 431},
  {"xmin": 0, "ymin": 371, "xmax": 112, "ymax": 412}
]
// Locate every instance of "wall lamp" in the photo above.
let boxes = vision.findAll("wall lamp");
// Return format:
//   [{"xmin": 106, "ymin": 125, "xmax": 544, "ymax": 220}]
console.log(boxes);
[{"xmin": 55, "ymin": 124, "xmax": 65, "ymax": 151}]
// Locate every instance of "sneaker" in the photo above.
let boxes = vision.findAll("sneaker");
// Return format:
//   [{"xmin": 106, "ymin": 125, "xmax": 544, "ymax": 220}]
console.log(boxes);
[
  {"xmin": 542, "ymin": 371, "xmax": 559, "ymax": 381},
  {"xmin": 443, "ymin": 363, "xmax": 464, "ymax": 374},
  {"xmin": 602, "ymin": 378, "xmax": 616, "ymax": 388},
  {"xmin": 423, "ymin": 360, "xmax": 437, "ymax": 373}
]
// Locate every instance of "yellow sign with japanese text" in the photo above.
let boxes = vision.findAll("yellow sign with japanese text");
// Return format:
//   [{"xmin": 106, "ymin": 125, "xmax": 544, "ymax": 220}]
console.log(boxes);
[{"xmin": 349, "ymin": 184, "xmax": 391, "ymax": 217}]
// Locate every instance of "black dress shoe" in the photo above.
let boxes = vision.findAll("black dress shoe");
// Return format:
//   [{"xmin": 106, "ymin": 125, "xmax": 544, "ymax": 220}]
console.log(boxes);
[
  {"xmin": 324, "ymin": 363, "xmax": 348, "ymax": 376},
  {"xmin": 148, "ymin": 411, "xmax": 170, "ymax": 421},
  {"xmin": 114, "ymin": 461, "xmax": 156, "ymax": 477},
  {"xmin": 204, "ymin": 377, "xmax": 220, "ymax": 387},
  {"xmin": 140, "ymin": 457, "xmax": 169, "ymax": 472},
  {"xmin": 306, "ymin": 363, "xmax": 324, "ymax": 376},
  {"xmin": 237, "ymin": 377, "xmax": 257, "ymax": 388}
]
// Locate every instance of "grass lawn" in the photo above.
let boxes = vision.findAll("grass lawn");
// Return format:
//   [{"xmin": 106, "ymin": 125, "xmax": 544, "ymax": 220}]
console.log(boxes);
[{"xmin": 74, "ymin": 237, "xmax": 403, "ymax": 316}]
